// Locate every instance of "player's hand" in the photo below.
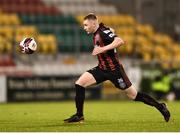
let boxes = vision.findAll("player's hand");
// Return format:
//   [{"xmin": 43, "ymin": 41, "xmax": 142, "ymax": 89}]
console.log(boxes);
[{"xmin": 92, "ymin": 46, "xmax": 105, "ymax": 55}]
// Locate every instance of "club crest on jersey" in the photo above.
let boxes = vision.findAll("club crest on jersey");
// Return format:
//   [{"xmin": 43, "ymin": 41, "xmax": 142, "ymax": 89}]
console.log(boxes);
[{"xmin": 117, "ymin": 78, "xmax": 126, "ymax": 89}]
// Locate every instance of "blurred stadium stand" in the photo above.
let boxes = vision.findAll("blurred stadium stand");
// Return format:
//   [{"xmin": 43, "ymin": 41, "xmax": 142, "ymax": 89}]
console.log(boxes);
[
  {"xmin": 101, "ymin": 0, "xmax": 180, "ymax": 40},
  {"xmin": 0, "ymin": 0, "xmax": 180, "ymax": 100}
]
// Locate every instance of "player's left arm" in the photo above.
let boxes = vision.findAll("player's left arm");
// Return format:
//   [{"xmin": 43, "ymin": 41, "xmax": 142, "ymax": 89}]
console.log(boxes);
[{"xmin": 92, "ymin": 28, "xmax": 125, "ymax": 55}]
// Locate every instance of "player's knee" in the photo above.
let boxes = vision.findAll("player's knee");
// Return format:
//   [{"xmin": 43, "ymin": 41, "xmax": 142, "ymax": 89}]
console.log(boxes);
[
  {"xmin": 75, "ymin": 80, "xmax": 79, "ymax": 85},
  {"xmin": 124, "ymin": 86, "xmax": 137, "ymax": 100},
  {"xmin": 75, "ymin": 80, "xmax": 86, "ymax": 88},
  {"xmin": 126, "ymin": 92, "xmax": 136, "ymax": 100}
]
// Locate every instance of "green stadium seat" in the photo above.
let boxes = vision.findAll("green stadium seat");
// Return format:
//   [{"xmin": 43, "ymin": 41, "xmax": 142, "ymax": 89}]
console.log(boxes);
[
  {"xmin": 80, "ymin": 35, "xmax": 93, "ymax": 52},
  {"xmin": 58, "ymin": 35, "xmax": 74, "ymax": 52}
]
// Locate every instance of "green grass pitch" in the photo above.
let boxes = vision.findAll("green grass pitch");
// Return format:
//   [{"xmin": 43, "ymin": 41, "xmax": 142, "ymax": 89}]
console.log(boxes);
[{"xmin": 0, "ymin": 101, "xmax": 180, "ymax": 132}]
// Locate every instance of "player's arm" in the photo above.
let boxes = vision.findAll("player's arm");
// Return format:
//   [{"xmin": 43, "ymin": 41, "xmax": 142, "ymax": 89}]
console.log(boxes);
[
  {"xmin": 92, "ymin": 29, "xmax": 125, "ymax": 55},
  {"xmin": 103, "ymin": 37, "xmax": 124, "ymax": 51}
]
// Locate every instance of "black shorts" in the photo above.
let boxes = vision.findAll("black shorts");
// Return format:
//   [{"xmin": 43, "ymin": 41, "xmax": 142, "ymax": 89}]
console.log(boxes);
[{"xmin": 87, "ymin": 65, "xmax": 132, "ymax": 90}]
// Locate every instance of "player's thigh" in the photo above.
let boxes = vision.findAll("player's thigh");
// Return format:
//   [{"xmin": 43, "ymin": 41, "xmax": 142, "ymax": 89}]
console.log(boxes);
[
  {"xmin": 75, "ymin": 72, "xmax": 97, "ymax": 87},
  {"xmin": 109, "ymin": 67, "xmax": 132, "ymax": 90}
]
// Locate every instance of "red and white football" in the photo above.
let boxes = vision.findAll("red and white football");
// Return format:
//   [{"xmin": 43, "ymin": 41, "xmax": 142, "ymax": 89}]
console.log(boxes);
[{"xmin": 19, "ymin": 37, "xmax": 37, "ymax": 54}]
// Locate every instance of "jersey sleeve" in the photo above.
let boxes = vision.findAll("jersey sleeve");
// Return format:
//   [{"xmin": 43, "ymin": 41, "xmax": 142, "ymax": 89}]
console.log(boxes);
[{"xmin": 99, "ymin": 28, "xmax": 117, "ymax": 45}]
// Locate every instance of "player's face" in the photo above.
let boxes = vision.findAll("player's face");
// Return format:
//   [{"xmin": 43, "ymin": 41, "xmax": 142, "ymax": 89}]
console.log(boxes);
[{"xmin": 83, "ymin": 19, "xmax": 96, "ymax": 34}]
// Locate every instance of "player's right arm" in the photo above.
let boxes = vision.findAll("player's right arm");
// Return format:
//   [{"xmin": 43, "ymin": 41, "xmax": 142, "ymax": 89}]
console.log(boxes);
[
  {"xmin": 92, "ymin": 29, "xmax": 125, "ymax": 55},
  {"xmin": 103, "ymin": 37, "xmax": 124, "ymax": 51}
]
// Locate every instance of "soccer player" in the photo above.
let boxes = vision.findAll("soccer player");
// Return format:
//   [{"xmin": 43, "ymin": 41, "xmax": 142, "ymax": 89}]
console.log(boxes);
[{"xmin": 64, "ymin": 13, "xmax": 170, "ymax": 123}]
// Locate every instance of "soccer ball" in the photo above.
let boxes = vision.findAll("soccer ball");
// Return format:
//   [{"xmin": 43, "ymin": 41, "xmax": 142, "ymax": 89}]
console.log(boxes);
[{"xmin": 19, "ymin": 37, "xmax": 37, "ymax": 54}]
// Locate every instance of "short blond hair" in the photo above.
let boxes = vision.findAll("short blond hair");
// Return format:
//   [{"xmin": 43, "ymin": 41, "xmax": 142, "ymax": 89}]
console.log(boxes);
[{"xmin": 84, "ymin": 13, "xmax": 97, "ymax": 20}]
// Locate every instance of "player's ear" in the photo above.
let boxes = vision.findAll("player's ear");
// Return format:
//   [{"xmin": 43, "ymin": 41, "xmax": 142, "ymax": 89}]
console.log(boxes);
[{"xmin": 92, "ymin": 20, "xmax": 97, "ymax": 27}]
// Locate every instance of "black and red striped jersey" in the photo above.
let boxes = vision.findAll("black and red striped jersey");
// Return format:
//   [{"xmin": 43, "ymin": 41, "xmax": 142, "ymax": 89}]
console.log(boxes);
[{"xmin": 93, "ymin": 23, "xmax": 121, "ymax": 71}]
